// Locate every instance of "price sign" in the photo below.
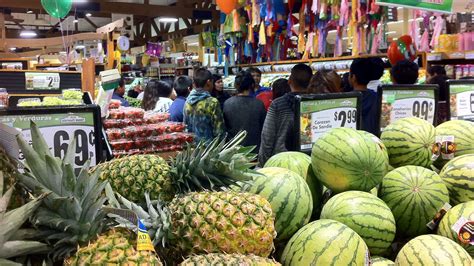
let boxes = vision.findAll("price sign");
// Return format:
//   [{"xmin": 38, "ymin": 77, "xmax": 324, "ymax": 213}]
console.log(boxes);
[
  {"xmin": 298, "ymin": 93, "xmax": 361, "ymax": 151},
  {"xmin": 0, "ymin": 106, "xmax": 102, "ymax": 169},
  {"xmin": 379, "ymin": 85, "xmax": 438, "ymax": 133},
  {"xmin": 448, "ymin": 80, "xmax": 474, "ymax": 122},
  {"xmin": 25, "ymin": 72, "xmax": 60, "ymax": 90}
]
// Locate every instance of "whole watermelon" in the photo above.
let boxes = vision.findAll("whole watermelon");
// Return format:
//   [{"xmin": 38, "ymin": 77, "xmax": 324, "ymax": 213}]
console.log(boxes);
[
  {"xmin": 395, "ymin": 235, "xmax": 472, "ymax": 266},
  {"xmin": 281, "ymin": 219, "xmax": 369, "ymax": 266},
  {"xmin": 371, "ymin": 256, "xmax": 395, "ymax": 266},
  {"xmin": 264, "ymin": 152, "xmax": 323, "ymax": 218},
  {"xmin": 359, "ymin": 131, "xmax": 391, "ymax": 171},
  {"xmin": 244, "ymin": 167, "xmax": 313, "ymax": 241},
  {"xmin": 437, "ymin": 201, "xmax": 474, "ymax": 257},
  {"xmin": 435, "ymin": 120, "xmax": 474, "ymax": 168},
  {"xmin": 311, "ymin": 128, "xmax": 388, "ymax": 193},
  {"xmin": 320, "ymin": 191, "xmax": 396, "ymax": 256},
  {"xmin": 439, "ymin": 154, "xmax": 474, "ymax": 204},
  {"xmin": 381, "ymin": 117, "xmax": 435, "ymax": 168},
  {"xmin": 379, "ymin": 166, "xmax": 450, "ymax": 237}
]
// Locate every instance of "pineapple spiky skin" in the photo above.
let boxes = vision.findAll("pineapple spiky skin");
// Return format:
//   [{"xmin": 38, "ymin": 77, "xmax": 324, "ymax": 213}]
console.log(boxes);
[
  {"xmin": 97, "ymin": 155, "xmax": 174, "ymax": 202},
  {"xmin": 179, "ymin": 253, "xmax": 281, "ymax": 266},
  {"xmin": 0, "ymin": 147, "xmax": 24, "ymax": 209},
  {"xmin": 169, "ymin": 191, "xmax": 276, "ymax": 258},
  {"xmin": 66, "ymin": 229, "xmax": 162, "ymax": 266}
]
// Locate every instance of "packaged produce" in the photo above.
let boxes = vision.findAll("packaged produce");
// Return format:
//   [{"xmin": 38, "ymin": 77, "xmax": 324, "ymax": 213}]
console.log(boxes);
[
  {"xmin": 144, "ymin": 112, "xmax": 170, "ymax": 123},
  {"xmin": 0, "ymin": 88, "xmax": 8, "ymax": 108},
  {"xmin": 109, "ymin": 100, "xmax": 121, "ymax": 109}
]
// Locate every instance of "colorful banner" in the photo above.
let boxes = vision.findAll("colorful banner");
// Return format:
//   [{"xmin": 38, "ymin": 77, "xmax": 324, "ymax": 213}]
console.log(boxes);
[{"xmin": 376, "ymin": 0, "xmax": 453, "ymax": 14}]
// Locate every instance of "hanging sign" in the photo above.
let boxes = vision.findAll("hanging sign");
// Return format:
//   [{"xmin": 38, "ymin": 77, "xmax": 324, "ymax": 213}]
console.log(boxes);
[
  {"xmin": 448, "ymin": 80, "xmax": 474, "ymax": 122},
  {"xmin": 378, "ymin": 85, "xmax": 439, "ymax": 134},
  {"xmin": 296, "ymin": 92, "xmax": 362, "ymax": 152},
  {"xmin": 25, "ymin": 72, "xmax": 60, "ymax": 90},
  {"xmin": 376, "ymin": 0, "xmax": 453, "ymax": 14},
  {"xmin": 0, "ymin": 105, "xmax": 103, "ymax": 169}
]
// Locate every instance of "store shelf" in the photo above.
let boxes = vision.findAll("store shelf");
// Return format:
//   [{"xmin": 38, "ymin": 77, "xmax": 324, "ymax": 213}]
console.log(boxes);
[{"xmin": 427, "ymin": 51, "xmax": 474, "ymax": 61}]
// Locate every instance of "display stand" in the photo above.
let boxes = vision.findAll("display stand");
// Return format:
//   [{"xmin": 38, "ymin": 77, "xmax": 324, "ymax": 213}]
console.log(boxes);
[
  {"xmin": 376, "ymin": 84, "xmax": 439, "ymax": 136},
  {"xmin": 447, "ymin": 79, "xmax": 474, "ymax": 121},
  {"xmin": 0, "ymin": 105, "xmax": 104, "ymax": 168},
  {"xmin": 0, "ymin": 69, "xmax": 83, "ymax": 106},
  {"xmin": 295, "ymin": 92, "xmax": 362, "ymax": 154}
]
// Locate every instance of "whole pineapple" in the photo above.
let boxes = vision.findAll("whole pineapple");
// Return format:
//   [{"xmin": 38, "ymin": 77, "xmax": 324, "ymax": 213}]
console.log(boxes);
[
  {"xmin": 180, "ymin": 253, "xmax": 281, "ymax": 266},
  {"xmin": 0, "ymin": 146, "xmax": 24, "ymax": 209},
  {"xmin": 108, "ymin": 190, "xmax": 277, "ymax": 261},
  {"xmin": 0, "ymin": 171, "xmax": 48, "ymax": 265},
  {"xmin": 16, "ymin": 121, "xmax": 162, "ymax": 265},
  {"xmin": 66, "ymin": 229, "xmax": 161, "ymax": 266},
  {"xmin": 98, "ymin": 132, "xmax": 256, "ymax": 203}
]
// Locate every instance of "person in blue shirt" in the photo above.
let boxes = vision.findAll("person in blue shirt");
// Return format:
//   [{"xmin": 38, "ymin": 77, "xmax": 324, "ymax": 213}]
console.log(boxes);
[
  {"xmin": 349, "ymin": 59, "xmax": 378, "ymax": 135},
  {"xmin": 112, "ymin": 79, "xmax": 130, "ymax": 107},
  {"xmin": 169, "ymin": 76, "xmax": 192, "ymax": 122},
  {"xmin": 247, "ymin": 67, "xmax": 271, "ymax": 97}
]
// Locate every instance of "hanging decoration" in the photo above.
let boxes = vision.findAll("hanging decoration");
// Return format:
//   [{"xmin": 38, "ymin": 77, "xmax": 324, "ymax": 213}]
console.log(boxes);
[
  {"xmin": 387, "ymin": 35, "xmax": 417, "ymax": 65},
  {"xmin": 217, "ymin": 0, "xmax": 238, "ymax": 15},
  {"xmin": 145, "ymin": 42, "xmax": 162, "ymax": 57},
  {"xmin": 41, "ymin": 0, "xmax": 72, "ymax": 19}
]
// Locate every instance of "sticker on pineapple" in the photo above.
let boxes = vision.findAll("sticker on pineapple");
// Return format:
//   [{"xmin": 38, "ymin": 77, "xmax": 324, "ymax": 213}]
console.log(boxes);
[
  {"xmin": 137, "ymin": 220, "xmax": 156, "ymax": 252},
  {"xmin": 427, "ymin": 202, "xmax": 452, "ymax": 230},
  {"xmin": 451, "ymin": 217, "xmax": 474, "ymax": 245}
]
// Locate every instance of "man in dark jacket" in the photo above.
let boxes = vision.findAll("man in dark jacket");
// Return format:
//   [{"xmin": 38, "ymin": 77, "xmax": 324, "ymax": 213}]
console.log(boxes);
[{"xmin": 259, "ymin": 63, "xmax": 313, "ymax": 166}]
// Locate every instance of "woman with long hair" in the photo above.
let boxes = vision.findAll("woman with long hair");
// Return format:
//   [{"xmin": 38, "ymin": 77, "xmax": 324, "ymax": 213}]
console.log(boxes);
[
  {"xmin": 141, "ymin": 79, "xmax": 174, "ymax": 112},
  {"xmin": 308, "ymin": 70, "xmax": 343, "ymax": 94},
  {"xmin": 211, "ymin": 74, "xmax": 230, "ymax": 110}
]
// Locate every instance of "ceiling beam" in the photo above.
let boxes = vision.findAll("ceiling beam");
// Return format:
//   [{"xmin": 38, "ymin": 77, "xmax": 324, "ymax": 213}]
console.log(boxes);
[
  {"xmin": 0, "ymin": 0, "xmax": 217, "ymax": 19},
  {"xmin": 84, "ymin": 17, "xmax": 98, "ymax": 29}
]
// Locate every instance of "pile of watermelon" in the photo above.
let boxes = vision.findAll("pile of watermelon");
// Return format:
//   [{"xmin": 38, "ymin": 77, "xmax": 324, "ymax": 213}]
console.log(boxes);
[{"xmin": 250, "ymin": 118, "xmax": 474, "ymax": 265}]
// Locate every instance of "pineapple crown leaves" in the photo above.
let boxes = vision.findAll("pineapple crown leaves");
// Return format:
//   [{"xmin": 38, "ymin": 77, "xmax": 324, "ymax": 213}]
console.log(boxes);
[
  {"xmin": 105, "ymin": 185, "xmax": 170, "ymax": 248},
  {"xmin": 15, "ymin": 121, "xmax": 112, "ymax": 261},
  {"xmin": 171, "ymin": 131, "xmax": 258, "ymax": 194},
  {"xmin": 0, "ymin": 173, "xmax": 49, "ymax": 261}
]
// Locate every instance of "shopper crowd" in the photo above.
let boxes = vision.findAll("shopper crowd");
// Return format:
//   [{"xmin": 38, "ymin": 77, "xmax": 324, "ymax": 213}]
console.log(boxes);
[{"xmin": 124, "ymin": 57, "xmax": 434, "ymax": 165}]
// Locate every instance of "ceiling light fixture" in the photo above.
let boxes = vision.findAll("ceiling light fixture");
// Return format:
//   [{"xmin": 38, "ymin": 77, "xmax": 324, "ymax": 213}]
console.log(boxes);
[
  {"xmin": 75, "ymin": 45, "xmax": 86, "ymax": 49},
  {"xmin": 85, "ymin": 13, "xmax": 92, "ymax": 17},
  {"xmin": 385, "ymin": 31, "xmax": 397, "ymax": 35},
  {"xmin": 159, "ymin": 17, "xmax": 178, "ymax": 23},
  {"xmin": 20, "ymin": 30, "xmax": 37, "ymax": 38},
  {"xmin": 9, "ymin": 47, "xmax": 16, "ymax": 51},
  {"xmin": 27, "ymin": 9, "xmax": 33, "ymax": 14},
  {"xmin": 73, "ymin": 15, "xmax": 79, "ymax": 23}
]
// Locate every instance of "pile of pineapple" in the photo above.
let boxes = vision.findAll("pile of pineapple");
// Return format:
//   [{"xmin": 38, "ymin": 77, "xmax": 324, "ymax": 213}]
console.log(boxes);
[{"xmin": 1, "ymin": 122, "xmax": 281, "ymax": 265}]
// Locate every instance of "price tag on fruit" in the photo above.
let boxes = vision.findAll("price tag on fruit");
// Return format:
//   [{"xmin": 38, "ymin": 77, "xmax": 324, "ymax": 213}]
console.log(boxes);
[
  {"xmin": 380, "ymin": 89, "xmax": 436, "ymax": 131},
  {"xmin": 449, "ymin": 83, "xmax": 474, "ymax": 122},
  {"xmin": 300, "ymin": 98, "xmax": 359, "ymax": 150},
  {"xmin": 25, "ymin": 72, "xmax": 60, "ymax": 90},
  {"xmin": 0, "ymin": 111, "xmax": 98, "ymax": 170}
]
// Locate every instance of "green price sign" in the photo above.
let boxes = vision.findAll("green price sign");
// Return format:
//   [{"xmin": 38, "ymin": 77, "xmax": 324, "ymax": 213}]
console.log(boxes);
[{"xmin": 376, "ymin": 0, "xmax": 453, "ymax": 13}]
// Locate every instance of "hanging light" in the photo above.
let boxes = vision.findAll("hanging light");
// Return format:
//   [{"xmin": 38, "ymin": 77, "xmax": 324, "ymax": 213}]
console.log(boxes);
[
  {"xmin": 85, "ymin": 13, "xmax": 92, "ymax": 17},
  {"xmin": 73, "ymin": 15, "xmax": 79, "ymax": 23},
  {"xmin": 20, "ymin": 30, "xmax": 37, "ymax": 37},
  {"xmin": 159, "ymin": 17, "xmax": 178, "ymax": 23}
]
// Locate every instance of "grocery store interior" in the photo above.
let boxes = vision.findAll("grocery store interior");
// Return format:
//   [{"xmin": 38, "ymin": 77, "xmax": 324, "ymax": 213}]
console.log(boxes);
[{"xmin": 0, "ymin": 0, "xmax": 473, "ymax": 265}]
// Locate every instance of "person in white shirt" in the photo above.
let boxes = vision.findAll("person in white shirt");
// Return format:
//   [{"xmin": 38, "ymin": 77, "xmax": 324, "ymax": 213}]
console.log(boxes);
[
  {"xmin": 367, "ymin": 57, "xmax": 385, "ymax": 92},
  {"xmin": 141, "ymin": 79, "xmax": 175, "ymax": 113}
]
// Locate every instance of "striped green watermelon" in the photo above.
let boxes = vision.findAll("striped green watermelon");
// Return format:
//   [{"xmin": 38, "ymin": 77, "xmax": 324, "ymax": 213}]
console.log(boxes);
[
  {"xmin": 379, "ymin": 166, "xmax": 450, "ymax": 237},
  {"xmin": 359, "ymin": 130, "xmax": 390, "ymax": 165},
  {"xmin": 244, "ymin": 167, "xmax": 312, "ymax": 241},
  {"xmin": 435, "ymin": 120, "xmax": 474, "ymax": 168},
  {"xmin": 281, "ymin": 219, "xmax": 369, "ymax": 266},
  {"xmin": 437, "ymin": 201, "xmax": 474, "ymax": 257},
  {"xmin": 381, "ymin": 117, "xmax": 435, "ymax": 168},
  {"xmin": 395, "ymin": 235, "xmax": 472, "ymax": 265},
  {"xmin": 311, "ymin": 128, "xmax": 388, "ymax": 193},
  {"xmin": 371, "ymin": 256, "xmax": 395, "ymax": 266},
  {"xmin": 264, "ymin": 152, "xmax": 323, "ymax": 218},
  {"xmin": 320, "ymin": 191, "xmax": 396, "ymax": 256},
  {"xmin": 439, "ymin": 154, "xmax": 474, "ymax": 205}
]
